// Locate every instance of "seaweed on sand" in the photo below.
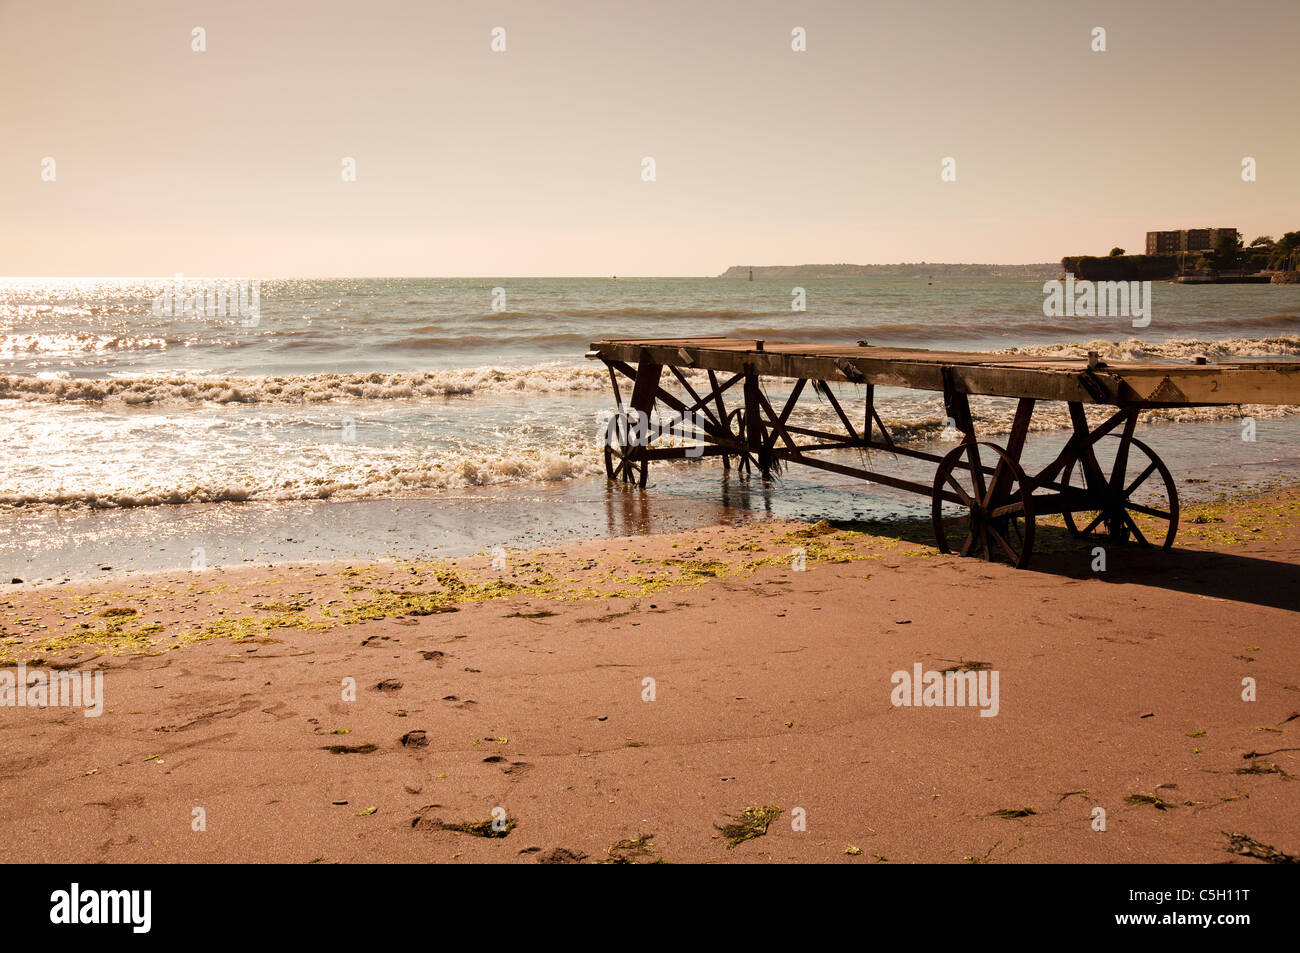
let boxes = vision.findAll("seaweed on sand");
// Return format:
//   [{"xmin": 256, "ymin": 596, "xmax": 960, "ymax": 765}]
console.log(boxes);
[
  {"xmin": 605, "ymin": 833, "xmax": 657, "ymax": 863},
  {"xmin": 1224, "ymin": 832, "xmax": 1298, "ymax": 864},
  {"xmin": 989, "ymin": 807, "xmax": 1037, "ymax": 819},
  {"xmin": 716, "ymin": 805, "xmax": 782, "ymax": 848},
  {"xmin": 433, "ymin": 814, "xmax": 518, "ymax": 838}
]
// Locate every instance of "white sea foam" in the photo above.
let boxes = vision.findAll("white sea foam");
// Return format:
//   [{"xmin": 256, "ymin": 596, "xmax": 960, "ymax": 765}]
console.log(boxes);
[
  {"xmin": 0, "ymin": 363, "xmax": 614, "ymax": 405},
  {"xmin": 1, "ymin": 336, "xmax": 1297, "ymax": 511},
  {"xmin": 0, "ymin": 442, "xmax": 607, "ymax": 509},
  {"xmin": 993, "ymin": 336, "xmax": 1300, "ymax": 361},
  {"xmin": 0, "ymin": 392, "xmax": 1291, "ymax": 511},
  {"xmin": 2, "ymin": 337, "xmax": 1298, "ymax": 407}
]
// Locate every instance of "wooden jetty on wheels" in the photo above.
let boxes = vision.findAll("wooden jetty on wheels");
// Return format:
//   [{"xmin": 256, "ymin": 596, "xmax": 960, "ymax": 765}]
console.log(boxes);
[{"xmin": 588, "ymin": 336, "xmax": 1300, "ymax": 568}]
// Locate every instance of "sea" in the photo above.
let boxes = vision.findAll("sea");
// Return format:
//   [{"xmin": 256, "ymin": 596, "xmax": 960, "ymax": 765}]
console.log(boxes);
[{"xmin": 2, "ymin": 275, "xmax": 1298, "ymax": 582}]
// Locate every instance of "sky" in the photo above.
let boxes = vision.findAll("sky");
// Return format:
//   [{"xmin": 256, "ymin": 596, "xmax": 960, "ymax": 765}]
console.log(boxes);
[{"xmin": 2, "ymin": 0, "xmax": 1297, "ymax": 276}]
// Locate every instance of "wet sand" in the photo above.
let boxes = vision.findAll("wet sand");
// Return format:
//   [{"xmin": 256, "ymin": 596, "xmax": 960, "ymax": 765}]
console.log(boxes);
[{"xmin": 1, "ymin": 490, "xmax": 1297, "ymax": 863}]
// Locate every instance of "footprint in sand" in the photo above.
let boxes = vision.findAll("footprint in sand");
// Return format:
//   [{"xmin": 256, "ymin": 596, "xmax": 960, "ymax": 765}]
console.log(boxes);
[
  {"xmin": 483, "ymin": 755, "xmax": 531, "ymax": 776},
  {"xmin": 260, "ymin": 701, "xmax": 297, "ymax": 721}
]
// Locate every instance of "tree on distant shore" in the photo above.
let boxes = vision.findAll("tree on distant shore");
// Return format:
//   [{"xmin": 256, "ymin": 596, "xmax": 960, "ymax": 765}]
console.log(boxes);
[
  {"xmin": 1108, "ymin": 247, "xmax": 1125, "ymax": 256},
  {"xmin": 1250, "ymin": 235, "xmax": 1274, "ymax": 247},
  {"xmin": 1268, "ymin": 231, "xmax": 1300, "ymax": 271},
  {"xmin": 1211, "ymin": 231, "xmax": 1243, "ymax": 271}
]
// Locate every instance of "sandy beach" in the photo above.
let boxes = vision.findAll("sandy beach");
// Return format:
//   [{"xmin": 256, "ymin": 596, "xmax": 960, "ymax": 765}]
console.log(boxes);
[{"xmin": 2, "ymin": 488, "xmax": 1296, "ymax": 864}]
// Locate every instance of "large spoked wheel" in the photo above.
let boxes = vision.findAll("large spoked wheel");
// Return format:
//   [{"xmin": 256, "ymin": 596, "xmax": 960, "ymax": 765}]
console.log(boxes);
[
  {"xmin": 1063, "ymin": 434, "xmax": 1178, "ymax": 548},
  {"xmin": 932, "ymin": 441, "xmax": 1036, "ymax": 568},
  {"xmin": 603, "ymin": 412, "xmax": 647, "ymax": 487},
  {"xmin": 720, "ymin": 407, "xmax": 753, "ymax": 475}
]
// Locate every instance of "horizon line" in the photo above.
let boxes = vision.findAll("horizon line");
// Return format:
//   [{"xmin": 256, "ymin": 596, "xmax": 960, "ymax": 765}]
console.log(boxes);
[{"xmin": 0, "ymin": 264, "xmax": 1064, "ymax": 281}]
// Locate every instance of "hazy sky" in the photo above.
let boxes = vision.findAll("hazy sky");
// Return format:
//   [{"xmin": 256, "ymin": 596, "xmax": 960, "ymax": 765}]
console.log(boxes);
[{"xmin": 2, "ymin": 0, "xmax": 1297, "ymax": 276}]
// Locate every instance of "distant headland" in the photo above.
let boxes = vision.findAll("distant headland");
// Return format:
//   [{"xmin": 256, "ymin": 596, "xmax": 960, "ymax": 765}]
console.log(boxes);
[{"xmin": 718, "ymin": 263, "xmax": 1057, "ymax": 279}]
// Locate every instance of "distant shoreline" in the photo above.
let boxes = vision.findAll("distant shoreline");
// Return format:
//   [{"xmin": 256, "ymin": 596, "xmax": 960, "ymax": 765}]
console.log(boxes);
[{"xmin": 719, "ymin": 263, "xmax": 1057, "ymax": 279}]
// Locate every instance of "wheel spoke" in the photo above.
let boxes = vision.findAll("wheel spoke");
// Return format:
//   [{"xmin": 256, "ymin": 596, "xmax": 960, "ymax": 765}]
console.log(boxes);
[
  {"xmin": 1124, "ymin": 461, "xmax": 1159, "ymax": 497},
  {"xmin": 1122, "ymin": 510, "xmax": 1150, "ymax": 546},
  {"xmin": 989, "ymin": 499, "xmax": 1025, "ymax": 519},
  {"xmin": 1079, "ymin": 510, "xmax": 1106, "ymax": 536},
  {"xmin": 982, "ymin": 462, "xmax": 1005, "ymax": 509},
  {"xmin": 966, "ymin": 444, "xmax": 987, "ymax": 502},
  {"xmin": 945, "ymin": 474, "xmax": 974, "ymax": 507},
  {"xmin": 1126, "ymin": 501, "xmax": 1171, "ymax": 521},
  {"xmin": 959, "ymin": 527, "xmax": 976, "ymax": 557},
  {"xmin": 987, "ymin": 523, "xmax": 1019, "ymax": 564}
]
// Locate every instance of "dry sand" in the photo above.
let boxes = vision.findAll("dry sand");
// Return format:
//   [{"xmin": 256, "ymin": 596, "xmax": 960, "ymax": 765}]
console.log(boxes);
[{"xmin": 1, "ymin": 490, "xmax": 1297, "ymax": 864}]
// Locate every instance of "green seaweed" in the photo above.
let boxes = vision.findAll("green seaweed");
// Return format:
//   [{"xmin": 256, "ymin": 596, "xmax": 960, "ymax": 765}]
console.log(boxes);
[
  {"xmin": 438, "ymin": 814, "xmax": 518, "ymax": 838},
  {"xmin": 989, "ymin": 807, "xmax": 1037, "ymax": 819},
  {"xmin": 716, "ymin": 805, "xmax": 782, "ymax": 848},
  {"xmin": 1224, "ymin": 832, "xmax": 1299, "ymax": 864},
  {"xmin": 605, "ymin": 833, "xmax": 657, "ymax": 863},
  {"xmin": 321, "ymin": 743, "xmax": 378, "ymax": 755},
  {"xmin": 1126, "ymin": 793, "xmax": 1175, "ymax": 810}
]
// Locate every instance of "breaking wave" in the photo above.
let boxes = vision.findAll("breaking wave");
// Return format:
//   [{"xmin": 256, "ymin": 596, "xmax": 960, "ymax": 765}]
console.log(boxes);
[
  {"xmin": 2, "ymin": 335, "xmax": 1297, "ymax": 511},
  {"xmin": 992, "ymin": 335, "xmax": 1300, "ymax": 361},
  {"xmin": 0, "ymin": 364, "xmax": 614, "ymax": 405},
  {"xmin": 2, "ymin": 337, "xmax": 1298, "ymax": 407},
  {"xmin": 0, "ymin": 445, "xmax": 606, "ymax": 510}
]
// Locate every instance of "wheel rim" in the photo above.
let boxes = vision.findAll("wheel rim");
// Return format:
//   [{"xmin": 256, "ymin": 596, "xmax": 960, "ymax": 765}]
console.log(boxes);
[
  {"xmin": 721, "ymin": 408, "xmax": 753, "ymax": 475},
  {"xmin": 603, "ymin": 412, "xmax": 647, "ymax": 487},
  {"xmin": 1063, "ymin": 434, "xmax": 1178, "ymax": 548},
  {"xmin": 932, "ymin": 441, "xmax": 1035, "ymax": 568}
]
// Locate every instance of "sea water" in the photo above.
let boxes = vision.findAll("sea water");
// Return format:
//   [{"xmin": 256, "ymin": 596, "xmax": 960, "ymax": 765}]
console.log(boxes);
[{"xmin": 2, "ymin": 276, "xmax": 1298, "ymax": 580}]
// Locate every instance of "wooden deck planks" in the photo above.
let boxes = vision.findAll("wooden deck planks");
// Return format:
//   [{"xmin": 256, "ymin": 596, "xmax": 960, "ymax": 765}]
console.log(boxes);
[{"xmin": 590, "ymin": 337, "xmax": 1300, "ymax": 408}]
